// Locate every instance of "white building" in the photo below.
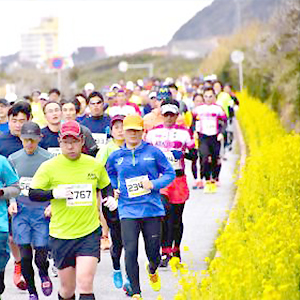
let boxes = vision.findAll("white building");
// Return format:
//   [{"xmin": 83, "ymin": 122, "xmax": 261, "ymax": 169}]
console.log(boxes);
[{"xmin": 20, "ymin": 18, "xmax": 59, "ymax": 64}]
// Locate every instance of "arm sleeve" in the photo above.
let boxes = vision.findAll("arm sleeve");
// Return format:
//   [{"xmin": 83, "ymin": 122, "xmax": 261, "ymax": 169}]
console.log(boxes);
[
  {"xmin": 100, "ymin": 183, "xmax": 114, "ymax": 199},
  {"xmin": 0, "ymin": 183, "xmax": 20, "ymax": 200},
  {"xmin": 29, "ymin": 188, "xmax": 53, "ymax": 202},
  {"xmin": 0, "ymin": 157, "xmax": 19, "ymax": 200},
  {"xmin": 151, "ymin": 149, "xmax": 175, "ymax": 190}
]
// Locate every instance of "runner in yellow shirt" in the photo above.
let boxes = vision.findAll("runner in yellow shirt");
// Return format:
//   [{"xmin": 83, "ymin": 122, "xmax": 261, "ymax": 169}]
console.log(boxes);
[{"xmin": 29, "ymin": 120, "xmax": 113, "ymax": 300}]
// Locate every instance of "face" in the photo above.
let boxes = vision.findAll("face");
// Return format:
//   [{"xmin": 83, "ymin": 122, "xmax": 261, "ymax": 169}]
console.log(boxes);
[
  {"xmin": 62, "ymin": 103, "xmax": 77, "ymax": 121},
  {"xmin": 21, "ymin": 137, "xmax": 40, "ymax": 155},
  {"xmin": 107, "ymin": 96, "xmax": 116, "ymax": 107},
  {"xmin": 59, "ymin": 135, "xmax": 84, "ymax": 160},
  {"xmin": 224, "ymin": 85, "xmax": 231, "ymax": 94},
  {"xmin": 9, "ymin": 112, "xmax": 28, "ymax": 136},
  {"xmin": 213, "ymin": 82, "xmax": 222, "ymax": 95},
  {"xmin": 149, "ymin": 97, "xmax": 158, "ymax": 109},
  {"xmin": 0, "ymin": 104, "xmax": 9, "ymax": 120},
  {"xmin": 49, "ymin": 93, "xmax": 60, "ymax": 102},
  {"xmin": 111, "ymin": 121, "xmax": 124, "ymax": 141},
  {"xmin": 77, "ymin": 96, "xmax": 87, "ymax": 114},
  {"xmin": 162, "ymin": 112, "xmax": 178, "ymax": 127},
  {"xmin": 133, "ymin": 86, "xmax": 141, "ymax": 95},
  {"xmin": 194, "ymin": 95, "xmax": 204, "ymax": 107},
  {"xmin": 32, "ymin": 92, "xmax": 40, "ymax": 102},
  {"xmin": 44, "ymin": 103, "xmax": 62, "ymax": 125},
  {"xmin": 170, "ymin": 87, "xmax": 177, "ymax": 98},
  {"xmin": 124, "ymin": 129, "xmax": 143, "ymax": 147},
  {"xmin": 89, "ymin": 96, "xmax": 104, "ymax": 117},
  {"xmin": 203, "ymin": 90, "xmax": 216, "ymax": 105},
  {"xmin": 116, "ymin": 92, "xmax": 127, "ymax": 106}
]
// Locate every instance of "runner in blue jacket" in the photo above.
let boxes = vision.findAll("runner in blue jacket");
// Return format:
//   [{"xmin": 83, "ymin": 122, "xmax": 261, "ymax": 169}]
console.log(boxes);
[{"xmin": 106, "ymin": 114, "xmax": 175, "ymax": 300}]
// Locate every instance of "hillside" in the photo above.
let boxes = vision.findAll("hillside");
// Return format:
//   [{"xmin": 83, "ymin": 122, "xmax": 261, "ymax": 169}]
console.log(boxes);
[{"xmin": 171, "ymin": 0, "xmax": 283, "ymax": 42}]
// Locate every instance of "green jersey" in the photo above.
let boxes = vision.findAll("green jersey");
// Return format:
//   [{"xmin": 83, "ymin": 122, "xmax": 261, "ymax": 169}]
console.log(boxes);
[
  {"xmin": 31, "ymin": 153, "xmax": 110, "ymax": 239},
  {"xmin": 96, "ymin": 139, "xmax": 121, "ymax": 166}
]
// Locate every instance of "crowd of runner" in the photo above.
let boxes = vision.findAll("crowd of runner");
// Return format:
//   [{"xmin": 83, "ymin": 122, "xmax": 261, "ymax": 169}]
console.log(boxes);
[{"xmin": 0, "ymin": 75, "xmax": 239, "ymax": 300}]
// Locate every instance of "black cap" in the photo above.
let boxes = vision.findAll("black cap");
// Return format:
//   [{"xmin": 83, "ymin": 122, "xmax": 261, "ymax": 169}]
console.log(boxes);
[
  {"xmin": 20, "ymin": 122, "xmax": 41, "ymax": 139},
  {"xmin": 0, "ymin": 98, "xmax": 9, "ymax": 106}
]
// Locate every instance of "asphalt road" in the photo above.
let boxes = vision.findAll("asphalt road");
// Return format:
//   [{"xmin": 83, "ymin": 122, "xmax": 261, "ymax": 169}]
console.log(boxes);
[{"xmin": 2, "ymin": 140, "xmax": 238, "ymax": 300}]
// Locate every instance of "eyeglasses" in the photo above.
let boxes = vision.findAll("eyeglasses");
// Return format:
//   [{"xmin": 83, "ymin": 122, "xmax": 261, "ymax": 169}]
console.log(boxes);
[{"xmin": 163, "ymin": 112, "xmax": 176, "ymax": 117}]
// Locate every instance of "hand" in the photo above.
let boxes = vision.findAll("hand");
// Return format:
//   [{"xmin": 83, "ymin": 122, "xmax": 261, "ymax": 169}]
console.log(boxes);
[
  {"xmin": 8, "ymin": 203, "xmax": 17, "ymax": 215},
  {"xmin": 114, "ymin": 189, "xmax": 120, "ymax": 200},
  {"xmin": 44, "ymin": 205, "xmax": 52, "ymax": 217},
  {"xmin": 217, "ymin": 133, "xmax": 224, "ymax": 142},
  {"xmin": 103, "ymin": 196, "xmax": 118, "ymax": 211},
  {"xmin": 142, "ymin": 179, "xmax": 153, "ymax": 190},
  {"xmin": 53, "ymin": 187, "xmax": 73, "ymax": 199}
]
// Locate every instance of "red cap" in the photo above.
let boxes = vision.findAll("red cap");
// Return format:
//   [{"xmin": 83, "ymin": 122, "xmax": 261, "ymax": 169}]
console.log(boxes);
[
  {"xmin": 110, "ymin": 115, "xmax": 125, "ymax": 128},
  {"xmin": 59, "ymin": 120, "xmax": 81, "ymax": 139}
]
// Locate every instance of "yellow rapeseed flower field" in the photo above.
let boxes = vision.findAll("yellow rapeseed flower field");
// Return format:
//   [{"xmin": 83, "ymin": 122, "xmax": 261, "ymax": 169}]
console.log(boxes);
[{"xmin": 173, "ymin": 91, "xmax": 300, "ymax": 300}]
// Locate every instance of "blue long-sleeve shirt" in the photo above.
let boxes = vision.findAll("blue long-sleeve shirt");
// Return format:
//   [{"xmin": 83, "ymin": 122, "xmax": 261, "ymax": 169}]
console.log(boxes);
[{"xmin": 106, "ymin": 141, "xmax": 175, "ymax": 219}]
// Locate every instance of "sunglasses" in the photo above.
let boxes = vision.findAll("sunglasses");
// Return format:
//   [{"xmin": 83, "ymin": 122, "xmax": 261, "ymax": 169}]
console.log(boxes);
[{"xmin": 90, "ymin": 101, "xmax": 103, "ymax": 105}]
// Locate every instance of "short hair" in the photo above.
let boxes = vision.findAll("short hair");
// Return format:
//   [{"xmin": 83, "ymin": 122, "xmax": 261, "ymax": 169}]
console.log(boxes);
[
  {"xmin": 43, "ymin": 100, "xmax": 62, "ymax": 113},
  {"xmin": 193, "ymin": 93, "xmax": 204, "ymax": 101},
  {"xmin": 88, "ymin": 91, "xmax": 104, "ymax": 103},
  {"xmin": 48, "ymin": 88, "xmax": 61, "ymax": 96},
  {"xmin": 168, "ymin": 83, "xmax": 178, "ymax": 90},
  {"xmin": 23, "ymin": 95, "xmax": 32, "ymax": 102},
  {"xmin": 213, "ymin": 80, "xmax": 223, "ymax": 88},
  {"xmin": 75, "ymin": 93, "xmax": 87, "ymax": 101},
  {"xmin": 60, "ymin": 98, "xmax": 81, "ymax": 114},
  {"xmin": 203, "ymin": 86, "xmax": 216, "ymax": 95},
  {"xmin": 8, "ymin": 101, "xmax": 31, "ymax": 120}
]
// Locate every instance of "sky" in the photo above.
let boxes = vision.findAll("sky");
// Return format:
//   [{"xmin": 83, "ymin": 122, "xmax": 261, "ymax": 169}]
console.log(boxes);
[{"xmin": 0, "ymin": 0, "xmax": 213, "ymax": 57}]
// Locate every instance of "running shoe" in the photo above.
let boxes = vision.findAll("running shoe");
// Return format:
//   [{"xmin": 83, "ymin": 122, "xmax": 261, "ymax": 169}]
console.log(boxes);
[
  {"xmin": 210, "ymin": 181, "xmax": 217, "ymax": 193},
  {"xmin": 192, "ymin": 180, "xmax": 198, "ymax": 190},
  {"xmin": 159, "ymin": 254, "xmax": 170, "ymax": 268},
  {"xmin": 13, "ymin": 261, "xmax": 27, "ymax": 290},
  {"xmin": 131, "ymin": 294, "xmax": 143, "ymax": 299},
  {"xmin": 123, "ymin": 276, "xmax": 134, "ymax": 296},
  {"xmin": 29, "ymin": 294, "xmax": 39, "ymax": 300},
  {"xmin": 40, "ymin": 276, "xmax": 53, "ymax": 296},
  {"xmin": 203, "ymin": 181, "xmax": 211, "ymax": 194},
  {"xmin": 145, "ymin": 263, "xmax": 161, "ymax": 292},
  {"xmin": 196, "ymin": 180, "xmax": 204, "ymax": 189},
  {"xmin": 113, "ymin": 269, "xmax": 123, "ymax": 289}
]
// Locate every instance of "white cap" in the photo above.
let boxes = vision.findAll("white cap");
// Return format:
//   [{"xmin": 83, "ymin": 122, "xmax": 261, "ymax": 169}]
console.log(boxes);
[
  {"xmin": 5, "ymin": 92, "xmax": 18, "ymax": 103},
  {"xmin": 110, "ymin": 83, "xmax": 121, "ymax": 91},
  {"xmin": 137, "ymin": 79, "xmax": 144, "ymax": 87},
  {"xmin": 126, "ymin": 81, "xmax": 134, "ymax": 91},
  {"xmin": 39, "ymin": 93, "xmax": 49, "ymax": 101},
  {"xmin": 84, "ymin": 82, "xmax": 95, "ymax": 91},
  {"xmin": 161, "ymin": 103, "xmax": 179, "ymax": 115},
  {"xmin": 148, "ymin": 91, "xmax": 157, "ymax": 99}
]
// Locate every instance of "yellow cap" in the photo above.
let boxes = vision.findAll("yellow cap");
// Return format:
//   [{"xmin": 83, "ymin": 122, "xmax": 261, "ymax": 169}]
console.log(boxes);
[{"xmin": 123, "ymin": 114, "xmax": 144, "ymax": 131}]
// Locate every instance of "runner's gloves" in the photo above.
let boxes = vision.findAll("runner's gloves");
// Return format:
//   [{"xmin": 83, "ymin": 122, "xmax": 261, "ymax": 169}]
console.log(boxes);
[
  {"xmin": 103, "ymin": 196, "xmax": 118, "ymax": 211},
  {"xmin": 52, "ymin": 187, "xmax": 73, "ymax": 199}
]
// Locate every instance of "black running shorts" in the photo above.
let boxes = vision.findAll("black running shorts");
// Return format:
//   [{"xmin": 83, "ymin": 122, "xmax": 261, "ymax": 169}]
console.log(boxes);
[{"xmin": 49, "ymin": 227, "xmax": 102, "ymax": 270}]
